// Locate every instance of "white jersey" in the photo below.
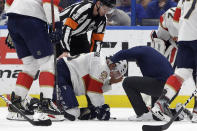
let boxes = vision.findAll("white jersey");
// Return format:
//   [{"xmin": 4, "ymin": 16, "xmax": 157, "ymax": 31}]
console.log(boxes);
[
  {"xmin": 0, "ymin": 11, "xmax": 7, "ymax": 25},
  {"xmin": 177, "ymin": 0, "xmax": 197, "ymax": 41},
  {"xmin": 63, "ymin": 52, "xmax": 112, "ymax": 107},
  {"xmin": 151, "ymin": 8, "xmax": 178, "ymax": 67},
  {"xmin": 6, "ymin": 0, "xmax": 60, "ymax": 23},
  {"xmin": 157, "ymin": 7, "xmax": 178, "ymax": 41}
]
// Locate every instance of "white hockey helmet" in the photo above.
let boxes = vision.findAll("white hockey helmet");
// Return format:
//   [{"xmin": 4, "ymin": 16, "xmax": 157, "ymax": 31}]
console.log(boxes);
[
  {"xmin": 114, "ymin": 60, "xmax": 127, "ymax": 76},
  {"xmin": 109, "ymin": 60, "xmax": 127, "ymax": 79}
]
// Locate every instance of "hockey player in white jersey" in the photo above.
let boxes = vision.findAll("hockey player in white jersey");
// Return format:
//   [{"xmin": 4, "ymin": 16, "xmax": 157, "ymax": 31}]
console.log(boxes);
[
  {"xmin": 6, "ymin": 0, "xmax": 64, "ymax": 123},
  {"xmin": 150, "ymin": 7, "xmax": 178, "ymax": 68},
  {"xmin": 54, "ymin": 52, "xmax": 127, "ymax": 120},
  {"xmin": 151, "ymin": 0, "xmax": 197, "ymax": 123}
]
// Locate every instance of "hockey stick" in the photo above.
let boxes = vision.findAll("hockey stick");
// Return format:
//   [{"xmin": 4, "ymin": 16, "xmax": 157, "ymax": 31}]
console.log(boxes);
[
  {"xmin": 142, "ymin": 89, "xmax": 197, "ymax": 131},
  {"xmin": 50, "ymin": 1, "xmax": 75, "ymax": 121},
  {"xmin": 0, "ymin": 95, "xmax": 51, "ymax": 126},
  {"xmin": 50, "ymin": 0, "xmax": 60, "ymax": 112}
]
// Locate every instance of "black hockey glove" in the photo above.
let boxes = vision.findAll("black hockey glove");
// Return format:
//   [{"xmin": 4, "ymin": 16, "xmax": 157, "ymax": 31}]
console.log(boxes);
[
  {"xmin": 96, "ymin": 104, "xmax": 110, "ymax": 120},
  {"xmin": 78, "ymin": 105, "xmax": 97, "ymax": 120},
  {"xmin": 5, "ymin": 33, "xmax": 15, "ymax": 49},
  {"xmin": 49, "ymin": 21, "xmax": 63, "ymax": 43}
]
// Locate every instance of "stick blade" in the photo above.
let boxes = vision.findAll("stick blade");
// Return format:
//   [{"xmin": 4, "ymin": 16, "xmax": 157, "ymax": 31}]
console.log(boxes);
[
  {"xmin": 142, "ymin": 125, "xmax": 162, "ymax": 131},
  {"xmin": 32, "ymin": 119, "xmax": 52, "ymax": 126}
]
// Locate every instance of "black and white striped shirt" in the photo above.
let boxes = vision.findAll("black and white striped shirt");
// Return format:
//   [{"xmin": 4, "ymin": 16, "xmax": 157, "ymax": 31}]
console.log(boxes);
[{"xmin": 59, "ymin": 1, "xmax": 106, "ymax": 52}]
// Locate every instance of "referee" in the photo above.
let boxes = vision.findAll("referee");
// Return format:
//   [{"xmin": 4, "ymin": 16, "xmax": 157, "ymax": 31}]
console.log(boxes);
[{"xmin": 57, "ymin": 0, "xmax": 116, "ymax": 56}]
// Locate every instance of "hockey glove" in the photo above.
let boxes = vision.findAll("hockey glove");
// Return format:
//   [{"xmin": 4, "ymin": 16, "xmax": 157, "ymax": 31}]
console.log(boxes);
[
  {"xmin": 5, "ymin": 33, "xmax": 15, "ymax": 49},
  {"xmin": 96, "ymin": 104, "xmax": 110, "ymax": 120},
  {"xmin": 78, "ymin": 105, "xmax": 97, "ymax": 120},
  {"xmin": 49, "ymin": 21, "xmax": 63, "ymax": 43}
]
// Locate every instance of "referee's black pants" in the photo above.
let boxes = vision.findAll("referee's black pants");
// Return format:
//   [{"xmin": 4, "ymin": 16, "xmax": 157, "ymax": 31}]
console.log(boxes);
[
  {"xmin": 56, "ymin": 33, "xmax": 90, "ymax": 57},
  {"xmin": 122, "ymin": 76, "xmax": 165, "ymax": 117},
  {"xmin": 70, "ymin": 34, "xmax": 90, "ymax": 56}
]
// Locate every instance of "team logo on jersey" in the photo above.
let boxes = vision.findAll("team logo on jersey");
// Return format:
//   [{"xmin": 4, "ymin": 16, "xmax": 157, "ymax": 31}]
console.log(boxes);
[{"xmin": 99, "ymin": 71, "xmax": 108, "ymax": 81}]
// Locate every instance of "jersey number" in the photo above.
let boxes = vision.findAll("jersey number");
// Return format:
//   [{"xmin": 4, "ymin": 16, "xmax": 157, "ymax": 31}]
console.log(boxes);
[
  {"xmin": 184, "ymin": 0, "xmax": 197, "ymax": 19},
  {"xmin": 167, "ymin": 8, "xmax": 175, "ymax": 18}
]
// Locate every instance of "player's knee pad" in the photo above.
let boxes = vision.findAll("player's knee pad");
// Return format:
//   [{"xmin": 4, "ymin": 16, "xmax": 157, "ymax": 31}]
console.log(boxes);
[
  {"xmin": 22, "ymin": 56, "xmax": 39, "ymax": 77},
  {"xmin": 37, "ymin": 55, "xmax": 54, "ymax": 73},
  {"xmin": 59, "ymin": 85, "xmax": 79, "ymax": 110},
  {"xmin": 175, "ymin": 68, "xmax": 193, "ymax": 81}
]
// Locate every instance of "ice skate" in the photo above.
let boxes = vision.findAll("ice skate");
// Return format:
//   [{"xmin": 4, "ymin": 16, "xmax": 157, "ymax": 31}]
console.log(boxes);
[
  {"xmin": 172, "ymin": 103, "xmax": 193, "ymax": 121},
  {"xmin": 38, "ymin": 93, "xmax": 65, "ymax": 121},
  {"xmin": 7, "ymin": 92, "xmax": 34, "ymax": 121},
  {"xmin": 191, "ymin": 111, "xmax": 197, "ymax": 123},
  {"xmin": 151, "ymin": 96, "xmax": 172, "ymax": 121}
]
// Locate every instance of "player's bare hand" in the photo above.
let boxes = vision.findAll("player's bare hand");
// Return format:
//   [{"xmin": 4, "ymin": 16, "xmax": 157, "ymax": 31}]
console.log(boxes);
[{"xmin": 57, "ymin": 52, "xmax": 70, "ymax": 59}]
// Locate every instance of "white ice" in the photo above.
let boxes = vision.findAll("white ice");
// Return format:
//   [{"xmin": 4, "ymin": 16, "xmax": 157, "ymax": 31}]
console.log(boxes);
[{"xmin": 1, "ymin": 107, "xmax": 197, "ymax": 131}]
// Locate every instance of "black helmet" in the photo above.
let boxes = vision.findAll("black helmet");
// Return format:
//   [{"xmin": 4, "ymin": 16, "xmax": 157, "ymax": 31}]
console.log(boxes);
[{"xmin": 97, "ymin": 0, "xmax": 116, "ymax": 8}]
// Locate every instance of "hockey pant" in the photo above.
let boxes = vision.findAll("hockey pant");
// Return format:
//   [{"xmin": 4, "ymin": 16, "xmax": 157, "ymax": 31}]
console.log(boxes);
[{"xmin": 53, "ymin": 58, "xmax": 79, "ymax": 110}]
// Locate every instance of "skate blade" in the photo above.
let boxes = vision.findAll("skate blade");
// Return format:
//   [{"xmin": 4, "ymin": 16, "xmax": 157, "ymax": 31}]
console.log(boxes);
[
  {"xmin": 7, "ymin": 112, "xmax": 33, "ymax": 121},
  {"xmin": 47, "ymin": 114, "xmax": 65, "ymax": 121}
]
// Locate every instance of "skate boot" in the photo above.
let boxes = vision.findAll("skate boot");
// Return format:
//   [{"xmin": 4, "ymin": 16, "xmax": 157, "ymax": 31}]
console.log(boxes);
[
  {"xmin": 191, "ymin": 111, "xmax": 197, "ymax": 123},
  {"xmin": 7, "ymin": 92, "xmax": 34, "ymax": 121},
  {"xmin": 37, "ymin": 93, "xmax": 65, "ymax": 121},
  {"xmin": 172, "ymin": 103, "xmax": 193, "ymax": 121},
  {"xmin": 191, "ymin": 96, "xmax": 197, "ymax": 123},
  {"xmin": 128, "ymin": 111, "xmax": 153, "ymax": 121},
  {"xmin": 151, "ymin": 94, "xmax": 172, "ymax": 121}
]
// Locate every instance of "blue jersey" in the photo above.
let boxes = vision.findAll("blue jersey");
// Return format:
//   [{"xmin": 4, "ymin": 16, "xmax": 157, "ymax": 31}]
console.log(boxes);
[{"xmin": 111, "ymin": 46, "xmax": 174, "ymax": 82}]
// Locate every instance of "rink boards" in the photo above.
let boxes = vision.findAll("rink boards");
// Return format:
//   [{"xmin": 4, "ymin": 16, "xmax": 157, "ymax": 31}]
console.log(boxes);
[{"xmin": 0, "ymin": 27, "xmax": 196, "ymax": 108}]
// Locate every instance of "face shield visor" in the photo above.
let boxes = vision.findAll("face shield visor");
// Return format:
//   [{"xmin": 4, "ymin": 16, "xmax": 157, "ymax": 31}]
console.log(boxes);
[
  {"xmin": 110, "ymin": 68, "xmax": 122, "ymax": 79},
  {"xmin": 100, "ymin": 2, "xmax": 115, "ymax": 14},
  {"xmin": 110, "ymin": 60, "xmax": 127, "ymax": 79}
]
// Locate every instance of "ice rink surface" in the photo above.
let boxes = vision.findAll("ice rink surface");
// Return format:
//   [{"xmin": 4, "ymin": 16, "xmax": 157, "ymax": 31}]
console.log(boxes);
[{"xmin": 1, "ymin": 107, "xmax": 197, "ymax": 131}]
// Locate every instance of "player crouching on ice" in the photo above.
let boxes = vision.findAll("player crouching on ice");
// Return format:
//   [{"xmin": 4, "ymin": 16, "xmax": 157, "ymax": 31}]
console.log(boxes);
[
  {"xmin": 53, "ymin": 52, "xmax": 127, "ymax": 120},
  {"xmin": 106, "ymin": 46, "xmax": 191, "ymax": 121}
]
